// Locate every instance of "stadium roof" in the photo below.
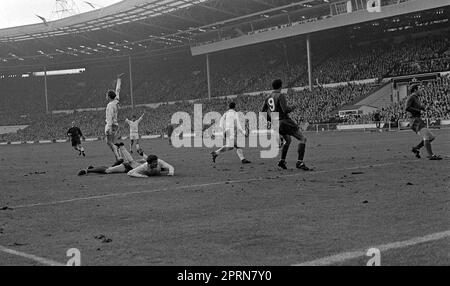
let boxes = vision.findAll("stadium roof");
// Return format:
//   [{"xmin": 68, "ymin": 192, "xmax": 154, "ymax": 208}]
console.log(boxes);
[
  {"xmin": 0, "ymin": 0, "xmax": 448, "ymax": 70},
  {"xmin": 0, "ymin": 0, "xmax": 336, "ymax": 68}
]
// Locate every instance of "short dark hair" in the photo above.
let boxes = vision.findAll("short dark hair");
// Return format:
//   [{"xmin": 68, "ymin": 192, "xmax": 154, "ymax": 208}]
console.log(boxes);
[
  {"xmin": 229, "ymin": 102, "xmax": 236, "ymax": 110},
  {"xmin": 107, "ymin": 90, "xmax": 116, "ymax": 100},
  {"xmin": 272, "ymin": 79, "xmax": 283, "ymax": 90},
  {"xmin": 146, "ymin": 154, "xmax": 158, "ymax": 164},
  {"xmin": 409, "ymin": 83, "xmax": 420, "ymax": 94}
]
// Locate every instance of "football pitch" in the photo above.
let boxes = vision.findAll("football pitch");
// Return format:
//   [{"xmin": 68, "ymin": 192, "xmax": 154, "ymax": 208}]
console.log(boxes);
[{"xmin": 0, "ymin": 130, "xmax": 449, "ymax": 266}]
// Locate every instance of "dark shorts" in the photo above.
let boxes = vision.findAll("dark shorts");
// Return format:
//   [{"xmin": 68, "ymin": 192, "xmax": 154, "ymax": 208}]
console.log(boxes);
[
  {"xmin": 410, "ymin": 117, "xmax": 426, "ymax": 133},
  {"xmin": 279, "ymin": 119, "xmax": 300, "ymax": 136},
  {"xmin": 122, "ymin": 163, "xmax": 134, "ymax": 172},
  {"xmin": 71, "ymin": 137, "xmax": 81, "ymax": 147}
]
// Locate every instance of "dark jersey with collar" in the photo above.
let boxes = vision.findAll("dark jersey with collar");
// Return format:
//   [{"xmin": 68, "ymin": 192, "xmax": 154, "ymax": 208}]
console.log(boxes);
[
  {"xmin": 262, "ymin": 91, "xmax": 292, "ymax": 121},
  {"xmin": 405, "ymin": 94, "xmax": 423, "ymax": 118},
  {"xmin": 67, "ymin": 127, "xmax": 83, "ymax": 139}
]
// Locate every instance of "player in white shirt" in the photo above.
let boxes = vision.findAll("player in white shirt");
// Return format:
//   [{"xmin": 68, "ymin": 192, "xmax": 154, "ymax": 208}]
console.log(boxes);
[
  {"xmin": 125, "ymin": 112, "xmax": 145, "ymax": 154},
  {"xmin": 105, "ymin": 74, "xmax": 124, "ymax": 165},
  {"xmin": 211, "ymin": 102, "xmax": 251, "ymax": 164},
  {"xmin": 128, "ymin": 154, "xmax": 175, "ymax": 178}
]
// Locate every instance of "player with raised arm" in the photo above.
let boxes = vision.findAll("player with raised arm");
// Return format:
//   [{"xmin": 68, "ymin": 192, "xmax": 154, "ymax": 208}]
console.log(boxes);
[
  {"xmin": 262, "ymin": 79, "xmax": 310, "ymax": 170},
  {"xmin": 406, "ymin": 84, "xmax": 442, "ymax": 160},
  {"xmin": 67, "ymin": 121, "xmax": 86, "ymax": 157},
  {"xmin": 105, "ymin": 73, "xmax": 124, "ymax": 166},
  {"xmin": 125, "ymin": 112, "xmax": 145, "ymax": 154},
  {"xmin": 210, "ymin": 102, "xmax": 251, "ymax": 165}
]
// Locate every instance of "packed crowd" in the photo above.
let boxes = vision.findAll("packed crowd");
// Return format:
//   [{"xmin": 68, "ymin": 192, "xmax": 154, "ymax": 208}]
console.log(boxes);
[
  {"xmin": 2, "ymin": 73, "xmax": 449, "ymax": 142},
  {"xmin": 2, "ymin": 32, "xmax": 449, "ymax": 115},
  {"xmin": 385, "ymin": 76, "xmax": 450, "ymax": 120},
  {"xmin": 1, "ymin": 31, "xmax": 450, "ymax": 141},
  {"xmin": 0, "ymin": 83, "xmax": 376, "ymax": 142}
]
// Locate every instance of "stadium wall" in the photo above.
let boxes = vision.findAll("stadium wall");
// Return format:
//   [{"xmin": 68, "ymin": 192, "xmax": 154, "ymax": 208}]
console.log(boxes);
[{"xmin": 0, "ymin": 125, "xmax": 28, "ymax": 135}]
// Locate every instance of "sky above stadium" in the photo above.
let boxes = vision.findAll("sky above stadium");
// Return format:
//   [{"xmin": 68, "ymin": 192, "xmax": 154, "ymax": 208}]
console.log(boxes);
[{"xmin": 0, "ymin": 0, "xmax": 123, "ymax": 29}]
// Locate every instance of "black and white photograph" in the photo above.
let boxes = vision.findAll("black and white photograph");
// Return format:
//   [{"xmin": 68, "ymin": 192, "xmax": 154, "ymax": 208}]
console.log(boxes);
[{"xmin": 0, "ymin": 0, "xmax": 449, "ymax": 271}]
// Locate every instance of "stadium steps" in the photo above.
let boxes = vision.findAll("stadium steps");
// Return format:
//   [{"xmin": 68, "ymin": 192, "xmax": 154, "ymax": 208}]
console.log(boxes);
[{"xmin": 355, "ymin": 82, "xmax": 393, "ymax": 109}]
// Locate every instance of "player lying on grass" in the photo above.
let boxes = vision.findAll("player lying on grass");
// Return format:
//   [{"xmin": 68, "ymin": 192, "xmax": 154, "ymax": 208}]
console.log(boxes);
[
  {"xmin": 127, "ymin": 154, "xmax": 174, "ymax": 178},
  {"xmin": 78, "ymin": 144, "xmax": 174, "ymax": 177},
  {"xmin": 406, "ymin": 84, "xmax": 442, "ymax": 161}
]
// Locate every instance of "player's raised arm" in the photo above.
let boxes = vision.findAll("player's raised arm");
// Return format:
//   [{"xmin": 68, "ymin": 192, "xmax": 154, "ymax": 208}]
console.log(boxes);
[
  {"xmin": 137, "ymin": 112, "xmax": 145, "ymax": 123},
  {"xmin": 115, "ymin": 73, "xmax": 124, "ymax": 101},
  {"xmin": 158, "ymin": 159, "xmax": 175, "ymax": 176}
]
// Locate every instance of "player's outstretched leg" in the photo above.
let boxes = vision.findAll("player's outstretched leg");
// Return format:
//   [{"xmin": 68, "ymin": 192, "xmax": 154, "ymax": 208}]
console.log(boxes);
[
  {"xmin": 211, "ymin": 147, "xmax": 234, "ymax": 163},
  {"xmin": 78, "ymin": 166, "xmax": 108, "ymax": 176},
  {"xmin": 116, "ymin": 143, "xmax": 133, "ymax": 163}
]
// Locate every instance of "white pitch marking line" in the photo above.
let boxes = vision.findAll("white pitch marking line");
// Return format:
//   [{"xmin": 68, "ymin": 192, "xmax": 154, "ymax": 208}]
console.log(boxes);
[
  {"xmin": 0, "ymin": 245, "xmax": 65, "ymax": 266},
  {"xmin": 293, "ymin": 230, "xmax": 450, "ymax": 266},
  {"xmin": 9, "ymin": 161, "xmax": 407, "ymax": 210}
]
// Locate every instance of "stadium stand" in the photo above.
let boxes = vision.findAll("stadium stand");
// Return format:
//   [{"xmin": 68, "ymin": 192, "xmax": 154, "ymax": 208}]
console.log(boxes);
[
  {"xmin": 0, "ymin": 83, "xmax": 377, "ymax": 142},
  {"xmin": 1, "ymin": 0, "xmax": 450, "ymax": 142}
]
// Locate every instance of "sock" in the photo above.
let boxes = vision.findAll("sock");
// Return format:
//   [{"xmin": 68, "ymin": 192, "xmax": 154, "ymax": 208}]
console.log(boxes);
[
  {"xmin": 281, "ymin": 143, "xmax": 289, "ymax": 161},
  {"xmin": 415, "ymin": 141, "xmax": 424, "ymax": 150},
  {"xmin": 424, "ymin": 140, "xmax": 433, "ymax": 157},
  {"xmin": 136, "ymin": 144, "xmax": 140, "ymax": 151},
  {"xmin": 236, "ymin": 148, "xmax": 245, "ymax": 161},
  {"xmin": 216, "ymin": 147, "xmax": 234, "ymax": 154},
  {"xmin": 298, "ymin": 143, "xmax": 306, "ymax": 161}
]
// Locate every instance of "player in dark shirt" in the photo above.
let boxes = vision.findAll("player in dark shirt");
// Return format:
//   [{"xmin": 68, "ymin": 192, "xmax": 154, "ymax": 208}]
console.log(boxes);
[
  {"xmin": 405, "ymin": 84, "xmax": 441, "ymax": 160},
  {"xmin": 67, "ymin": 121, "xmax": 86, "ymax": 157},
  {"xmin": 262, "ymin": 79, "xmax": 310, "ymax": 170}
]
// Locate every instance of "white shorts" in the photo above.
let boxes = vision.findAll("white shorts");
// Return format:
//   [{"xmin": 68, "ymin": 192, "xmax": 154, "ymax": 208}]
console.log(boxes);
[
  {"xmin": 130, "ymin": 133, "xmax": 139, "ymax": 140},
  {"xmin": 417, "ymin": 128, "xmax": 435, "ymax": 141}
]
